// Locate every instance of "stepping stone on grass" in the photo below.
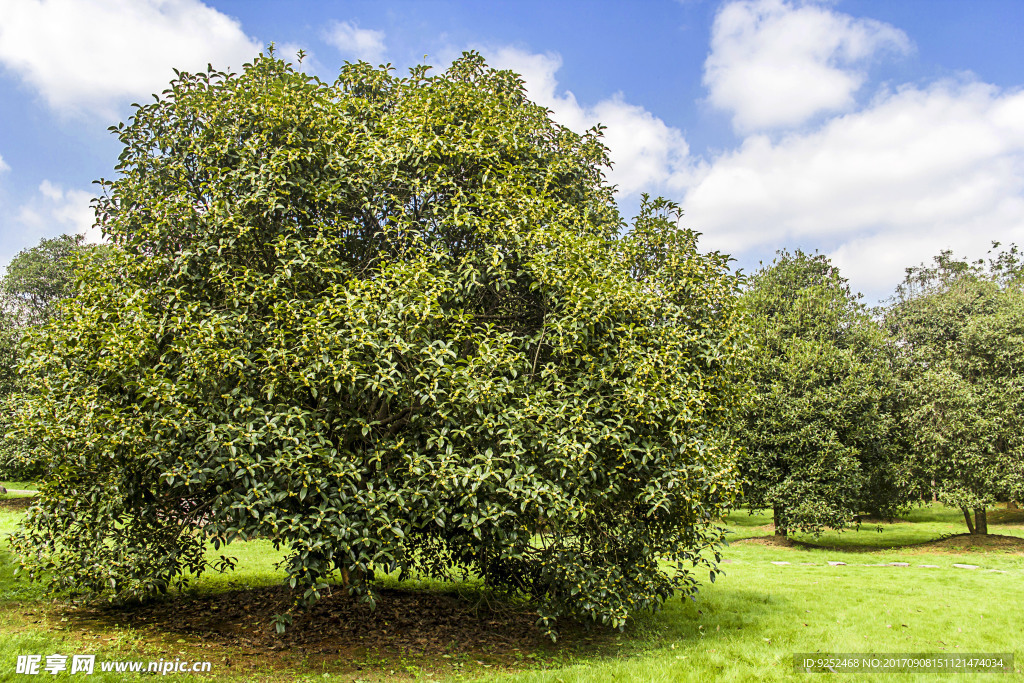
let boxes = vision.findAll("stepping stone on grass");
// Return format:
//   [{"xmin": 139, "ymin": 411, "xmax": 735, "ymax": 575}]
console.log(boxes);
[
  {"xmin": 888, "ymin": 562, "xmax": 910, "ymax": 567},
  {"xmin": 952, "ymin": 564, "xmax": 979, "ymax": 569},
  {"xmin": 985, "ymin": 569, "xmax": 1007, "ymax": 573},
  {"xmin": 770, "ymin": 561, "xmax": 791, "ymax": 566},
  {"xmin": 918, "ymin": 565, "xmax": 940, "ymax": 568},
  {"xmin": 828, "ymin": 561, "xmax": 846, "ymax": 566}
]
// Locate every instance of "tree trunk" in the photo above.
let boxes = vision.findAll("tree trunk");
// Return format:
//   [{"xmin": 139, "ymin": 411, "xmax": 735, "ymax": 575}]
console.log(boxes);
[
  {"xmin": 961, "ymin": 507, "xmax": 975, "ymax": 535},
  {"xmin": 973, "ymin": 508, "xmax": 988, "ymax": 535},
  {"xmin": 773, "ymin": 506, "xmax": 787, "ymax": 537},
  {"xmin": 931, "ymin": 478, "xmax": 937, "ymax": 503},
  {"xmin": 340, "ymin": 566, "xmax": 366, "ymax": 591}
]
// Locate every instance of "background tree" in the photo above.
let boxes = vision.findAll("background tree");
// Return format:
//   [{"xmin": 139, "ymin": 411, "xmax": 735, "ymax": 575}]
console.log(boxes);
[
  {"xmin": 886, "ymin": 246, "xmax": 1024, "ymax": 534},
  {"xmin": 737, "ymin": 250, "xmax": 908, "ymax": 536},
  {"xmin": 8, "ymin": 51, "xmax": 749, "ymax": 637},
  {"xmin": 0, "ymin": 234, "xmax": 95, "ymax": 479},
  {"xmin": 0, "ymin": 234, "xmax": 89, "ymax": 326}
]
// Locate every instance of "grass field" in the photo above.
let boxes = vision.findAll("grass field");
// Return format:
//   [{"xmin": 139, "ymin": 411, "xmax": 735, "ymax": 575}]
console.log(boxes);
[
  {"xmin": 1, "ymin": 496, "xmax": 1022, "ymax": 681},
  {"xmin": 0, "ymin": 482, "xmax": 38, "ymax": 498}
]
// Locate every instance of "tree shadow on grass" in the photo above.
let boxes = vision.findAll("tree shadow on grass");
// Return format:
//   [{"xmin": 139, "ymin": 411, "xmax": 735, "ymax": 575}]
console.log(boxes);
[
  {"xmin": 0, "ymin": 496, "xmax": 35, "ymax": 511},
  {"xmin": 60, "ymin": 582, "xmax": 642, "ymax": 678}
]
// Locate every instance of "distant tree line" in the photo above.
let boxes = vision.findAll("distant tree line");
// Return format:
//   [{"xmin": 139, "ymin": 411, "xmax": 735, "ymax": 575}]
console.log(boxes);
[{"xmin": 737, "ymin": 245, "xmax": 1024, "ymax": 536}]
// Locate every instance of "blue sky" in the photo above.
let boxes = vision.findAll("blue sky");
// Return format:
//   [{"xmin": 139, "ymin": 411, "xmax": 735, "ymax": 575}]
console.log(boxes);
[{"xmin": 1, "ymin": 0, "xmax": 1023, "ymax": 302}]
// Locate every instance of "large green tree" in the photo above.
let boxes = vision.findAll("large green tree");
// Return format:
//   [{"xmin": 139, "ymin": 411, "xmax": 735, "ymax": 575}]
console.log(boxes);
[
  {"xmin": 886, "ymin": 246, "xmax": 1024, "ymax": 534},
  {"xmin": 737, "ymin": 250, "xmax": 908, "ymax": 536},
  {"xmin": 8, "ymin": 51, "xmax": 749, "ymax": 636}
]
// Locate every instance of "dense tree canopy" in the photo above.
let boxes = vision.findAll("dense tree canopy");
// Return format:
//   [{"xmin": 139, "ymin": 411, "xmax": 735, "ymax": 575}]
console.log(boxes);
[
  {"xmin": 8, "ymin": 51, "xmax": 749, "ymax": 636},
  {"xmin": 736, "ymin": 250, "xmax": 908, "ymax": 536},
  {"xmin": 886, "ymin": 246, "xmax": 1024, "ymax": 534}
]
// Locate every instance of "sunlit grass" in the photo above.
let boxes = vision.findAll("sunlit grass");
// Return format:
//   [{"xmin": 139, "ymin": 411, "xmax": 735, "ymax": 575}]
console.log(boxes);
[
  {"xmin": 477, "ymin": 539, "xmax": 1023, "ymax": 682},
  {"xmin": 0, "ymin": 480, "xmax": 39, "ymax": 501},
  {"xmin": 724, "ymin": 503, "xmax": 1024, "ymax": 549},
  {"xmin": 0, "ymin": 481, "xmax": 39, "ymax": 491},
  {"xmin": 186, "ymin": 538, "xmax": 290, "ymax": 595},
  {"xmin": 0, "ymin": 510, "xmax": 47, "ymax": 601}
]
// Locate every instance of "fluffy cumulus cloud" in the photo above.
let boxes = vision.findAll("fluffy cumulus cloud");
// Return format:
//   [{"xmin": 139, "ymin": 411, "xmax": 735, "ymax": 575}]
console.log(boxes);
[
  {"xmin": 17, "ymin": 180, "xmax": 100, "ymax": 242},
  {"xmin": 704, "ymin": 0, "xmax": 911, "ymax": 132},
  {"xmin": 0, "ymin": 179, "xmax": 100, "ymax": 268},
  {"xmin": 481, "ymin": 17, "xmax": 1024, "ymax": 302},
  {"xmin": 684, "ymin": 80, "xmax": 1024, "ymax": 298},
  {"xmin": 483, "ymin": 46, "xmax": 693, "ymax": 196},
  {"xmin": 0, "ymin": 0, "xmax": 261, "ymax": 118},
  {"xmin": 323, "ymin": 20, "xmax": 386, "ymax": 64},
  {"xmin": 277, "ymin": 42, "xmax": 317, "ymax": 73}
]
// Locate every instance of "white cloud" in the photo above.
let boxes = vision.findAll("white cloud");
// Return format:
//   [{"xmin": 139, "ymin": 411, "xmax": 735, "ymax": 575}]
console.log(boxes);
[
  {"xmin": 277, "ymin": 42, "xmax": 306, "ymax": 63},
  {"xmin": 684, "ymin": 80, "xmax": 1024, "ymax": 299},
  {"xmin": 0, "ymin": 152, "xmax": 8, "ymax": 173},
  {"xmin": 704, "ymin": 0, "xmax": 911, "ymax": 132},
  {"xmin": 0, "ymin": 178, "xmax": 101, "ymax": 270},
  {"xmin": 323, "ymin": 20, "xmax": 386, "ymax": 64},
  {"xmin": 455, "ymin": 44, "xmax": 1024, "ymax": 303},
  {"xmin": 483, "ymin": 46, "xmax": 693, "ymax": 196},
  {"xmin": 0, "ymin": 0, "xmax": 261, "ymax": 118},
  {"xmin": 396, "ymin": 42, "xmax": 1024, "ymax": 302},
  {"xmin": 274, "ymin": 41, "xmax": 321, "ymax": 76},
  {"xmin": 17, "ymin": 180, "xmax": 100, "ymax": 242}
]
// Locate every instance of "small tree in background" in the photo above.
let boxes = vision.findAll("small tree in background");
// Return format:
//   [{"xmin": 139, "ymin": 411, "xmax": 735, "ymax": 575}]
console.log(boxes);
[
  {"xmin": 8, "ymin": 51, "xmax": 749, "ymax": 637},
  {"xmin": 0, "ymin": 234, "xmax": 98, "ymax": 480},
  {"xmin": 1, "ymin": 234, "xmax": 90, "ymax": 396},
  {"xmin": 1, "ymin": 234, "xmax": 91, "ymax": 326},
  {"xmin": 886, "ymin": 245, "xmax": 1024, "ymax": 534},
  {"xmin": 737, "ymin": 250, "xmax": 908, "ymax": 536}
]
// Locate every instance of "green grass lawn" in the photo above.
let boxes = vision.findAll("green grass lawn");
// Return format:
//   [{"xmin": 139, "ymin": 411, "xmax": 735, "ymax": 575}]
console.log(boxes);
[
  {"xmin": 0, "ymin": 481, "xmax": 39, "ymax": 501},
  {"xmin": 0, "ymin": 481, "xmax": 38, "ymax": 490},
  {"xmin": 1, "ymin": 503, "xmax": 1022, "ymax": 681},
  {"xmin": 1, "ymin": 510, "xmax": 203, "ymax": 682},
  {"xmin": 725, "ymin": 504, "xmax": 1024, "ymax": 547},
  {"xmin": 477, "ymin": 543, "xmax": 1022, "ymax": 683}
]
